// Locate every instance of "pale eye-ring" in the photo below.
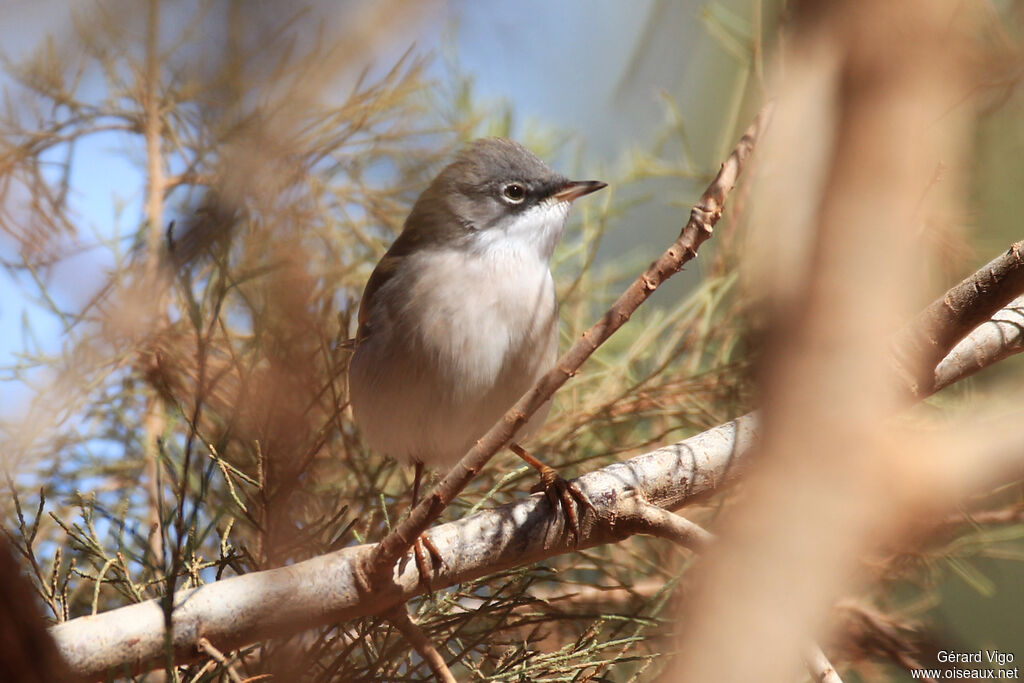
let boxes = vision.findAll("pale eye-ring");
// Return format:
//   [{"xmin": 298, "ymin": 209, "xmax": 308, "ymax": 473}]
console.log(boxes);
[{"xmin": 502, "ymin": 183, "xmax": 526, "ymax": 203}]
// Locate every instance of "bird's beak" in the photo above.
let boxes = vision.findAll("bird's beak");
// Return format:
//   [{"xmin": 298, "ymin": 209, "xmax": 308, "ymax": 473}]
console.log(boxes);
[{"xmin": 552, "ymin": 180, "xmax": 607, "ymax": 203}]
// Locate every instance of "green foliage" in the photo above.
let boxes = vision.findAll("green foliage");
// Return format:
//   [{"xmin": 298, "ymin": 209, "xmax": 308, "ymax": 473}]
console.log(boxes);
[
  {"xmin": 2, "ymin": 1, "xmax": 1023, "ymax": 681},
  {"xmin": 0, "ymin": 3, "xmax": 756, "ymax": 680}
]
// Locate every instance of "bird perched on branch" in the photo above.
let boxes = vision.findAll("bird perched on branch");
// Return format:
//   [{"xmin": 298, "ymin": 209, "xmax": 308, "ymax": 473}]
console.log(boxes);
[{"xmin": 348, "ymin": 137, "xmax": 606, "ymax": 565}]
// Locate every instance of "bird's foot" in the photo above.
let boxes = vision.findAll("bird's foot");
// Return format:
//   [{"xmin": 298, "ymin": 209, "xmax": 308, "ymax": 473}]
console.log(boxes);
[
  {"xmin": 509, "ymin": 443, "xmax": 594, "ymax": 545},
  {"xmin": 412, "ymin": 533, "xmax": 447, "ymax": 593},
  {"xmin": 530, "ymin": 463, "xmax": 595, "ymax": 544}
]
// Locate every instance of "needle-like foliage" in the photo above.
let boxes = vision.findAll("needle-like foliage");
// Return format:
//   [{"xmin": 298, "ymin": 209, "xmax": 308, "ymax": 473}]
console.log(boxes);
[{"xmin": 2, "ymin": 2, "xmax": 1024, "ymax": 682}]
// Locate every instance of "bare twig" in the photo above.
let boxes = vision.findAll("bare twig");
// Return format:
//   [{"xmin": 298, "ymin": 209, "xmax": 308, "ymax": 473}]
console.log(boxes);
[
  {"xmin": 196, "ymin": 637, "xmax": 244, "ymax": 683},
  {"xmin": 369, "ymin": 104, "xmax": 775, "ymax": 583},
  {"xmin": 385, "ymin": 605, "xmax": 456, "ymax": 683},
  {"xmin": 140, "ymin": 0, "xmax": 171, "ymax": 589},
  {"xmin": 48, "ymin": 257, "xmax": 1024, "ymax": 679}
]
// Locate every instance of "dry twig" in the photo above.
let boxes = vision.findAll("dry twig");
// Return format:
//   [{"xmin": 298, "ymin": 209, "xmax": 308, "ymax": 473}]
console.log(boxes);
[
  {"xmin": 369, "ymin": 103, "xmax": 776, "ymax": 583},
  {"xmin": 385, "ymin": 606, "xmax": 457, "ymax": 683},
  {"xmin": 196, "ymin": 637, "xmax": 244, "ymax": 683},
  {"xmin": 47, "ymin": 251, "xmax": 1024, "ymax": 679},
  {"xmin": 49, "ymin": 415, "xmax": 758, "ymax": 678}
]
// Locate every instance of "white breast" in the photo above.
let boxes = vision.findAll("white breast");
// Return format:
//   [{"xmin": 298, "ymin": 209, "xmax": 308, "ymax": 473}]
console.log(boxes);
[{"xmin": 349, "ymin": 203, "xmax": 568, "ymax": 467}]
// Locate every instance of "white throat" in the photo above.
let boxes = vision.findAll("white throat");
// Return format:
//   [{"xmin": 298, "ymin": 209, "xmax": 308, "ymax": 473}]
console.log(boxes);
[{"xmin": 468, "ymin": 198, "xmax": 571, "ymax": 263}]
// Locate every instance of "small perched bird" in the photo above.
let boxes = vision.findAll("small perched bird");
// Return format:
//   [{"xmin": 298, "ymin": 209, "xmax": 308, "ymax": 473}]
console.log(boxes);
[{"xmin": 348, "ymin": 137, "xmax": 606, "ymax": 541}]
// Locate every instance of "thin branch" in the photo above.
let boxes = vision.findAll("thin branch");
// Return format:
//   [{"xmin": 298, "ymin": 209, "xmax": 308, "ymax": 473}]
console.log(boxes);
[
  {"xmin": 143, "ymin": 0, "xmax": 166, "ymax": 275},
  {"xmin": 369, "ymin": 103, "xmax": 775, "ymax": 582},
  {"xmin": 140, "ymin": 0, "xmax": 169, "ymax": 597},
  {"xmin": 613, "ymin": 496, "xmax": 713, "ymax": 551},
  {"xmin": 385, "ymin": 606, "xmax": 456, "ymax": 683},
  {"xmin": 46, "ymin": 287, "xmax": 1024, "ymax": 681},
  {"xmin": 893, "ymin": 241, "xmax": 1024, "ymax": 396},
  {"xmin": 196, "ymin": 637, "xmax": 244, "ymax": 683}
]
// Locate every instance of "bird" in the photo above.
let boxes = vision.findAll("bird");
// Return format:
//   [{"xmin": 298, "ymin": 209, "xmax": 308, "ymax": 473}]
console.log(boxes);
[{"xmin": 348, "ymin": 137, "xmax": 606, "ymax": 563}]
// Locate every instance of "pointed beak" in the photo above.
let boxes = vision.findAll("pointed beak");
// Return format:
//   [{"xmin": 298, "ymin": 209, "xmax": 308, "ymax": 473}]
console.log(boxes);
[{"xmin": 552, "ymin": 180, "xmax": 607, "ymax": 203}]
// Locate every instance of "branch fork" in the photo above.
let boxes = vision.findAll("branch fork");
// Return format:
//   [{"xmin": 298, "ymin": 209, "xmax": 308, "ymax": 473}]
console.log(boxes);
[{"xmin": 365, "ymin": 103, "xmax": 775, "ymax": 588}]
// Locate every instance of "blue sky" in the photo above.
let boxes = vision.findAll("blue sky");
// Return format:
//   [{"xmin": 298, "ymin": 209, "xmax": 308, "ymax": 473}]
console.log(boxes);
[{"xmin": 0, "ymin": 0, "xmax": 732, "ymax": 415}]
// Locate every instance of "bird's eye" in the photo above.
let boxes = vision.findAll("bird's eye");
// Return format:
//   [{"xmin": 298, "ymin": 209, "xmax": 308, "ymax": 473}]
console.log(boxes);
[{"xmin": 502, "ymin": 183, "xmax": 526, "ymax": 203}]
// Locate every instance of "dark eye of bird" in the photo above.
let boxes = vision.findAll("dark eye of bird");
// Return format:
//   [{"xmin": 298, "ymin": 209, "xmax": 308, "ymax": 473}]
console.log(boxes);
[{"xmin": 502, "ymin": 183, "xmax": 526, "ymax": 203}]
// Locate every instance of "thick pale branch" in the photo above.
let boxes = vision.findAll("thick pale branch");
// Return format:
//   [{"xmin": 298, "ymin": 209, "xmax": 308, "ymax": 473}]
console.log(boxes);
[
  {"xmin": 893, "ymin": 241, "xmax": 1024, "ymax": 395},
  {"xmin": 370, "ymin": 104, "xmax": 775, "ymax": 579},
  {"xmin": 50, "ymin": 222, "xmax": 1024, "ymax": 680},
  {"xmin": 48, "ymin": 286, "xmax": 1024, "ymax": 679},
  {"xmin": 932, "ymin": 293, "xmax": 1024, "ymax": 392},
  {"xmin": 51, "ymin": 417, "xmax": 758, "ymax": 679},
  {"xmin": 804, "ymin": 644, "xmax": 845, "ymax": 683}
]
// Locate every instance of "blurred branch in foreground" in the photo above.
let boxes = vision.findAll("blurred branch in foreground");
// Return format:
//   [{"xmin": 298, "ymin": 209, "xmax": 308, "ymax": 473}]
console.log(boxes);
[
  {"xmin": 48, "ymin": 103, "xmax": 1024, "ymax": 677},
  {"xmin": 0, "ymin": 536, "xmax": 69, "ymax": 682},
  {"xmin": 366, "ymin": 105, "xmax": 773, "ymax": 587},
  {"xmin": 6, "ymin": 1, "xmax": 1024, "ymax": 681},
  {"xmin": 47, "ymin": 233, "xmax": 1024, "ymax": 678},
  {"xmin": 670, "ymin": 2, "xmax": 1022, "ymax": 682},
  {"xmin": 45, "ymin": 96, "xmax": 772, "ymax": 682}
]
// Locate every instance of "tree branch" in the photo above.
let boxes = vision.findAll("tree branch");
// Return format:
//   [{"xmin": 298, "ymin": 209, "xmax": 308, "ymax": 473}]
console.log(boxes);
[
  {"xmin": 385, "ymin": 606, "xmax": 457, "ymax": 683},
  {"xmin": 932, "ymin": 293, "xmax": 1024, "ymax": 392},
  {"xmin": 195, "ymin": 637, "xmax": 244, "ymax": 683},
  {"xmin": 50, "ymin": 417, "xmax": 758, "ymax": 679},
  {"xmin": 369, "ymin": 104, "xmax": 775, "ymax": 581},
  {"xmin": 893, "ymin": 241, "xmax": 1024, "ymax": 396},
  {"xmin": 612, "ymin": 497, "xmax": 713, "ymax": 551},
  {"xmin": 50, "ymin": 228, "xmax": 1024, "ymax": 679},
  {"xmin": 619, "ymin": 505, "xmax": 846, "ymax": 683},
  {"xmin": 804, "ymin": 643, "xmax": 844, "ymax": 683}
]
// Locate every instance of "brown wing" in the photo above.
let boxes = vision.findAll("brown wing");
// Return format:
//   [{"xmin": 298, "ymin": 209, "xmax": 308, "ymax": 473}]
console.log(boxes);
[{"xmin": 356, "ymin": 253, "xmax": 403, "ymax": 343}]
